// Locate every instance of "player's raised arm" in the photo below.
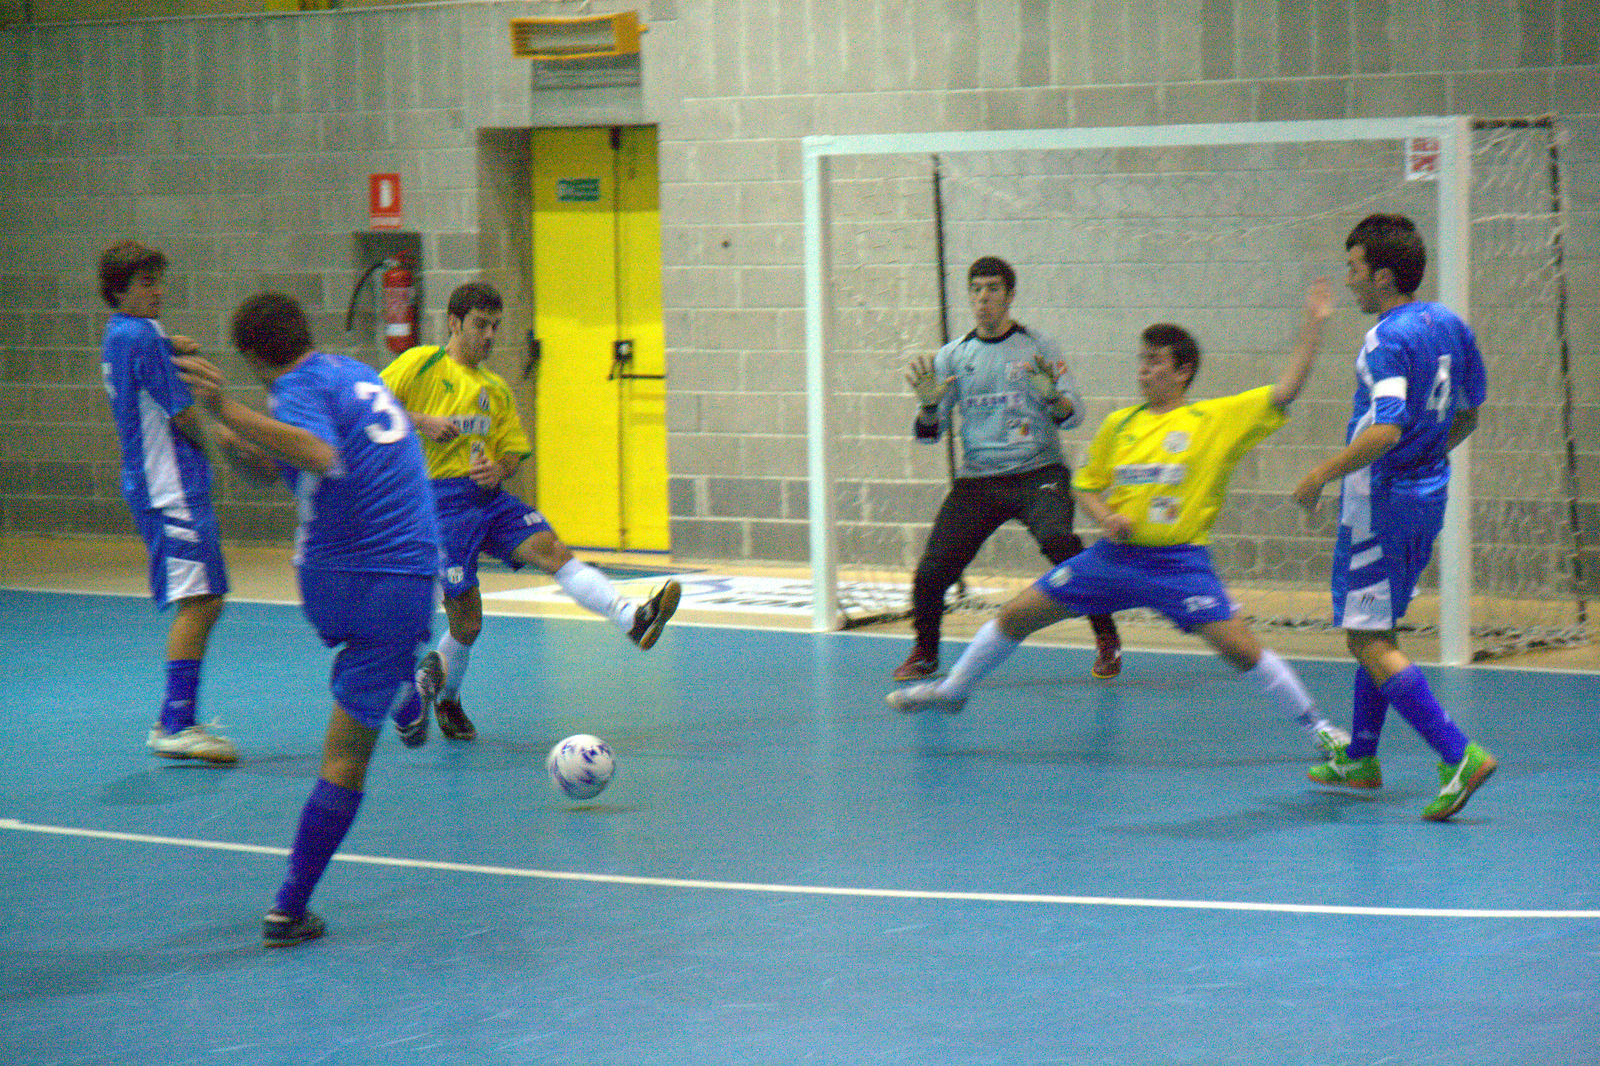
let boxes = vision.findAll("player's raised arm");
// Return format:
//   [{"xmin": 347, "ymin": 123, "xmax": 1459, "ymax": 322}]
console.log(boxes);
[{"xmin": 1269, "ymin": 277, "xmax": 1332, "ymax": 409}]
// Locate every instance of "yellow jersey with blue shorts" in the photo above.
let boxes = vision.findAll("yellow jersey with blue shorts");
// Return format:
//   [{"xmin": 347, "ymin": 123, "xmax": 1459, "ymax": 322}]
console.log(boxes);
[
  {"xmin": 1040, "ymin": 386, "xmax": 1287, "ymax": 631},
  {"xmin": 378, "ymin": 344, "xmax": 530, "ymax": 477},
  {"xmin": 380, "ymin": 344, "xmax": 546, "ymax": 597},
  {"xmin": 1073, "ymin": 385, "xmax": 1285, "ymax": 546}
]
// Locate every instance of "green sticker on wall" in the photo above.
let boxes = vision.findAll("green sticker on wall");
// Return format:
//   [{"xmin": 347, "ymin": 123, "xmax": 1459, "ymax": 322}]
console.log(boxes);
[{"xmin": 557, "ymin": 177, "xmax": 601, "ymax": 202}]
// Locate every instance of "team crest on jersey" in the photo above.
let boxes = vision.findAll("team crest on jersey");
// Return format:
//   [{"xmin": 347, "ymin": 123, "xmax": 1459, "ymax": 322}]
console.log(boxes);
[
  {"xmin": 1163, "ymin": 431, "xmax": 1190, "ymax": 453},
  {"xmin": 477, "ymin": 387, "xmax": 490, "ymax": 412}
]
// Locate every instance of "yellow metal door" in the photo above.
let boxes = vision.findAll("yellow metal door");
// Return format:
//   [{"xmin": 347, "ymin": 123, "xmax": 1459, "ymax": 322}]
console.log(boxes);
[{"xmin": 531, "ymin": 126, "xmax": 668, "ymax": 551}]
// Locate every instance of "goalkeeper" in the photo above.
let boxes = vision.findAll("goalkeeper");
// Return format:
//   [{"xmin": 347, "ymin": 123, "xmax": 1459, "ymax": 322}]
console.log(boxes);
[
  {"xmin": 889, "ymin": 281, "xmax": 1353, "ymax": 762},
  {"xmin": 895, "ymin": 256, "xmax": 1121, "ymax": 683}
]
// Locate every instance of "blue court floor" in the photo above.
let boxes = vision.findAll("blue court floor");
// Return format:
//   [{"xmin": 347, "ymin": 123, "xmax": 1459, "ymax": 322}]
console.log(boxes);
[{"xmin": 2, "ymin": 589, "xmax": 1596, "ymax": 1066}]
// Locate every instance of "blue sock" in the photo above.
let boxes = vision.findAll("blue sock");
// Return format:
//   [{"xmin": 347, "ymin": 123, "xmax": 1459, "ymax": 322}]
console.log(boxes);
[
  {"xmin": 160, "ymin": 659, "xmax": 201, "ymax": 734},
  {"xmin": 274, "ymin": 779, "xmax": 363, "ymax": 918},
  {"xmin": 1346, "ymin": 668, "xmax": 1388, "ymax": 759},
  {"xmin": 1379, "ymin": 665, "xmax": 1469, "ymax": 764}
]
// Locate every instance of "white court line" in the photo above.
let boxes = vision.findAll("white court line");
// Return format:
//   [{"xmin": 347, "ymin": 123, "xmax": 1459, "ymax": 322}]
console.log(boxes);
[{"xmin": 5, "ymin": 817, "xmax": 1598, "ymax": 920}]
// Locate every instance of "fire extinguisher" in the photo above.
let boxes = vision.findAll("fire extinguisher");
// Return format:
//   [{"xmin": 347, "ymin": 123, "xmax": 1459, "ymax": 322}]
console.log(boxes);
[{"xmin": 380, "ymin": 255, "xmax": 417, "ymax": 354}]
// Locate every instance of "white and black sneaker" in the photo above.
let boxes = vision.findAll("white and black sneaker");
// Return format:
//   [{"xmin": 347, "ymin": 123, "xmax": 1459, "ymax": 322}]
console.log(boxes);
[
  {"xmin": 627, "ymin": 580, "xmax": 681, "ymax": 651},
  {"xmin": 397, "ymin": 651, "xmax": 442, "ymax": 748}
]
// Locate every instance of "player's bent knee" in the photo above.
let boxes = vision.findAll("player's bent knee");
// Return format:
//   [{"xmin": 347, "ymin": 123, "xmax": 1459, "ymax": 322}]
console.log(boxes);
[{"xmin": 517, "ymin": 532, "xmax": 571, "ymax": 574}]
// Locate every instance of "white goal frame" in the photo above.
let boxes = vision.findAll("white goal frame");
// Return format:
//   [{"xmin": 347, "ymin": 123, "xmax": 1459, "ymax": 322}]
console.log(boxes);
[{"xmin": 802, "ymin": 116, "xmax": 1476, "ymax": 663}]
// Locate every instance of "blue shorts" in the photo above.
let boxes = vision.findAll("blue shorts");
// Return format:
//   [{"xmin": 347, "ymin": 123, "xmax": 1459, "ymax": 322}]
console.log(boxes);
[
  {"xmin": 298, "ymin": 569, "xmax": 434, "ymax": 729},
  {"xmin": 1332, "ymin": 476, "xmax": 1446, "ymax": 630},
  {"xmin": 1033, "ymin": 540, "xmax": 1236, "ymax": 632},
  {"xmin": 134, "ymin": 501, "xmax": 229, "ymax": 609},
  {"xmin": 431, "ymin": 478, "xmax": 553, "ymax": 598}
]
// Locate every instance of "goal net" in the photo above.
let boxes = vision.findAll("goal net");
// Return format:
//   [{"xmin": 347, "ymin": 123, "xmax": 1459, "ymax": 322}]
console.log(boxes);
[{"xmin": 802, "ymin": 117, "xmax": 1585, "ymax": 662}]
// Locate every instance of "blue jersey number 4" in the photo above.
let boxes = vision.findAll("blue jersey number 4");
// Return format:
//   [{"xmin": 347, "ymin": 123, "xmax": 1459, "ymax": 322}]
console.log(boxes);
[{"xmin": 1424, "ymin": 354, "xmax": 1452, "ymax": 420}]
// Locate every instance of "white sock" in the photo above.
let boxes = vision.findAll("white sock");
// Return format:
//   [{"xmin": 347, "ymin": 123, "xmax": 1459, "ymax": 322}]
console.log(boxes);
[
  {"xmin": 554, "ymin": 559, "xmax": 633, "ymax": 629},
  {"xmin": 438, "ymin": 632, "xmax": 471, "ymax": 699},
  {"xmin": 1247, "ymin": 648, "xmax": 1324, "ymax": 732},
  {"xmin": 938, "ymin": 620, "xmax": 1021, "ymax": 700}
]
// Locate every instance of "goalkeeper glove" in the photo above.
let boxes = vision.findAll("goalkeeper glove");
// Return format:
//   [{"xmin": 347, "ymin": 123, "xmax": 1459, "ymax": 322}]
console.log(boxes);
[
  {"xmin": 908, "ymin": 360, "xmax": 953, "ymax": 409},
  {"xmin": 1026, "ymin": 356, "xmax": 1061, "ymax": 405}
]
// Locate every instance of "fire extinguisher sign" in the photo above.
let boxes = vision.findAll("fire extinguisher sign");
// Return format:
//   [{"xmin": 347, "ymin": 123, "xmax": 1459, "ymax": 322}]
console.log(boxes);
[{"xmin": 369, "ymin": 173, "xmax": 402, "ymax": 229}]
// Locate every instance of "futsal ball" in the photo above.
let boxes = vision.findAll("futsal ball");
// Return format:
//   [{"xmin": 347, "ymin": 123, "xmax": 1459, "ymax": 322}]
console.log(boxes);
[{"xmin": 545, "ymin": 734, "xmax": 615, "ymax": 801}]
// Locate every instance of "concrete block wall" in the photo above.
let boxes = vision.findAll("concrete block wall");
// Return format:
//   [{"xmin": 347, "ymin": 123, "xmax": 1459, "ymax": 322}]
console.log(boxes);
[
  {"xmin": 0, "ymin": 1, "xmax": 556, "ymax": 543},
  {"xmin": 0, "ymin": 0, "xmax": 1595, "ymax": 593},
  {"xmin": 652, "ymin": 1, "xmax": 1598, "ymax": 592}
]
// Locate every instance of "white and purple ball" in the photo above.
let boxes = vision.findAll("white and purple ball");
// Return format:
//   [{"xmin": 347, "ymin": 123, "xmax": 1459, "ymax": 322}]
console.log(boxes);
[{"xmin": 545, "ymin": 734, "xmax": 615, "ymax": 800}]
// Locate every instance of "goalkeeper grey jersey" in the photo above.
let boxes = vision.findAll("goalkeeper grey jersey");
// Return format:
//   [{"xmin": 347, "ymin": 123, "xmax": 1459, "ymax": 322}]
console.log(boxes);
[{"xmin": 921, "ymin": 324, "xmax": 1085, "ymax": 478}]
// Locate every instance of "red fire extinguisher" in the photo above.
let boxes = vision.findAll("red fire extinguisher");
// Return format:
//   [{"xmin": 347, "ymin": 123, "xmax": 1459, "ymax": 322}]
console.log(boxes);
[{"xmin": 380, "ymin": 255, "xmax": 417, "ymax": 354}]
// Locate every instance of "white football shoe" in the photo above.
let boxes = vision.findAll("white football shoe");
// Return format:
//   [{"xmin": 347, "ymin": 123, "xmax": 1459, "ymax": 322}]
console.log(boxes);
[
  {"xmin": 886, "ymin": 682, "xmax": 967, "ymax": 715},
  {"xmin": 147, "ymin": 724, "xmax": 239, "ymax": 764}
]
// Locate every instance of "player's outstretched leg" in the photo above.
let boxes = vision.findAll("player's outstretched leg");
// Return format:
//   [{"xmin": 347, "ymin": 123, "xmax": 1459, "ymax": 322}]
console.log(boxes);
[
  {"xmin": 628, "ymin": 580, "xmax": 681, "ymax": 651},
  {"xmin": 1198, "ymin": 620, "xmax": 1347, "ymax": 753},
  {"xmin": 889, "ymin": 587, "xmax": 1067, "ymax": 714}
]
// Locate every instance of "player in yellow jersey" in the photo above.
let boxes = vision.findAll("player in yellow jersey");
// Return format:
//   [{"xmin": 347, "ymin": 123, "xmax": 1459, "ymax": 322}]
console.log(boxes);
[
  {"xmin": 888, "ymin": 281, "xmax": 1350, "ymax": 755},
  {"xmin": 381, "ymin": 282, "xmax": 678, "ymax": 742}
]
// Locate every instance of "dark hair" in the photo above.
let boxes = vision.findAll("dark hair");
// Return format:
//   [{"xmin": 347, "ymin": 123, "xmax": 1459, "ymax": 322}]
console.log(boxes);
[
  {"xmin": 98, "ymin": 240, "xmax": 168, "ymax": 308},
  {"xmin": 1346, "ymin": 213, "xmax": 1426, "ymax": 295},
  {"xmin": 447, "ymin": 281, "xmax": 503, "ymax": 324},
  {"xmin": 967, "ymin": 255, "xmax": 1016, "ymax": 293},
  {"xmin": 231, "ymin": 292, "xmax": 313, "ymax": 367},
  {"xmin": 1141, "ymin": 323, "xmax": 1201, "ymax": 389}
]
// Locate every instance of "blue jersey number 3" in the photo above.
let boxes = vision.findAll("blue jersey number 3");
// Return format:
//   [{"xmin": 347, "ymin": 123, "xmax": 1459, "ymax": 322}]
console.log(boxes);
[{"xmin": 355, "ymin": 381, "xmax": 410, "ymax": 444}]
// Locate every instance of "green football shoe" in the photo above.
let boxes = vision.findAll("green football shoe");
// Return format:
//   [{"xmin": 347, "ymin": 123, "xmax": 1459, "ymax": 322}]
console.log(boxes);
[
  {"xmin": 1307, "ymin": 746, "xmax": 1382, "ymax": 789},
  {"xmin": 1421, "ymin": 742, "xmax": 1498, "ymax": 822}
]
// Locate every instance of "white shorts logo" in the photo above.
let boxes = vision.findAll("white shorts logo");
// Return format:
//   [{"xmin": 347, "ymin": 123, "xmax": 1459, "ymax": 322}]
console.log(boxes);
[
  {"xmin": 445, "ymin": 566, "xmax": 465, "ymax": 584},
  {"xmin": 1183, "ymin": 595, "xmax": 1218, "ymax": 614},
  {"xmin": 1048, "ymin": 566, "xmax": 1072, "ymax": 586}
]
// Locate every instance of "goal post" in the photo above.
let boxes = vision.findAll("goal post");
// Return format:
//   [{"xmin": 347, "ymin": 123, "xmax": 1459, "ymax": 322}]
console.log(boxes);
[{"xmin": 803, "ymin": 115, "xmax": 1580, "ymax": 664}]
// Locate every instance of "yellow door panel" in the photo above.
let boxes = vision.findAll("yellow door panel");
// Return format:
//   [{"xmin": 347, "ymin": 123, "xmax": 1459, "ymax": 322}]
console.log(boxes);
[
  {"xmin": 531, "ymin": 126, "xmax": 667, "ymax": 553},
  {"xmin": 615, "ymin": 126, "xmax": 669, "ymax": 551},
  {"xmin": 532, "ymin": 128, "xmax": 622, "ymax": 549}
]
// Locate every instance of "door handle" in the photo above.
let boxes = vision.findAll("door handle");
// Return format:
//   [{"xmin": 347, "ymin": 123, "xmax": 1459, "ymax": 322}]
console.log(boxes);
[
  {"xmin": 607, "ymin": 339, "xmax": 665, "ymax": 381},
  {"xmin": 522, "ymin": 333, "xmax": 541, "ymax": 380}
]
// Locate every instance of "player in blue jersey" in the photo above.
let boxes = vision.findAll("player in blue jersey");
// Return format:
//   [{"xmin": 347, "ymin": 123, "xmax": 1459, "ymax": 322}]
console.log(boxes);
[
  {"xmin": 897, "ymin": 256, "xmax": 1121, "ymax": 683},
  {"xmin": 98, "ymin": 240, "xmax": 270, "ymax": 764},
  {"xmin": 888, "ymin": 282, "xmax": 1353, "ymax": 757},
  {"xmin": 175, "ymin": 292, "xmax": 442, "ymax": 946},
  {"xmin": 1295, "ymin": 214, "xmax": 1496, "ymax": 821}
]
